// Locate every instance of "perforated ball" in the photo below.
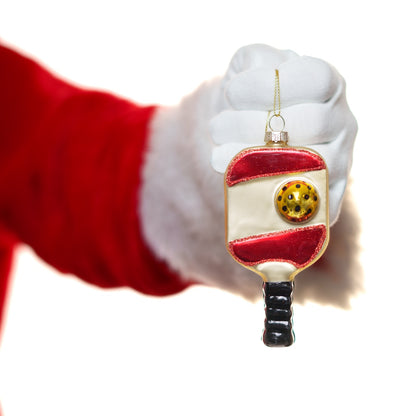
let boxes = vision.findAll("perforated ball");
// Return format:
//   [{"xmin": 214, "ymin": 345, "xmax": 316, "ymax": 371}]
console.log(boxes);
[{"xmin": 275, "ymin": 180, "xmax": 319, "ymax": 222}]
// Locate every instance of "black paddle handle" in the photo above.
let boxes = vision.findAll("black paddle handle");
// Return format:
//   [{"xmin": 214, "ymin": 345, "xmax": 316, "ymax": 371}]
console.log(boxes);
[{"xmin": 262, "ymin": 281, "xmax": 294, "ymax": 347}]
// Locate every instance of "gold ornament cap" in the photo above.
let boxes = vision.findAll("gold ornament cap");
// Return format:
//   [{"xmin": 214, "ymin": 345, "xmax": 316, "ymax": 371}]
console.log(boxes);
[{"xmin": 264, "ymin": 130, "xmax": 289, "ymax": 145}]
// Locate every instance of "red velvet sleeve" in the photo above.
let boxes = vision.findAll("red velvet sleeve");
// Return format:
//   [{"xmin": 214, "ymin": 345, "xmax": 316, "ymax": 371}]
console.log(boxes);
[{"xmin": 0, "ymin": 44, "xmax": 191, "ymax": 328}]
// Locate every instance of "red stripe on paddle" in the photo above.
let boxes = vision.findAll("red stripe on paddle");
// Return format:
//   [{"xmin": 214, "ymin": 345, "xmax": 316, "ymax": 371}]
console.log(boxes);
[
  {"xmin": 226, "ymin": 148, "xmax": 326, "ymax": 186},
  {"xmin": 228, "ymin": 225, "xmax": 327, "ymax": 268}
]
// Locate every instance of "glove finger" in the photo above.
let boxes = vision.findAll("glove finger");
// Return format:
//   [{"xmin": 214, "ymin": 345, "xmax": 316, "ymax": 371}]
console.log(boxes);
[
  {"xmin": 210, "ymin": 100, "xmax": 351, "ymax": 146},
  {"xmin": 224, "ymin": 44, "xmax": 299, "ymax": 84},
  {"xmin": 211, "ymin": 142, "xmax": 257, "ymax": 173},
  {"xmin": 211, "ymin": 121, "xmax": 355, "ymax": 179},
  {"xmin": 226, "ymin": 56, "xmax": 340, "ymax": 110},
  {"xmin": 287, "ymin": 97, "xmax": 356, "ymax": 145},
  {"xmin": 309, "ymin": 125, "xmax": 357, "ymax": 202},
  {"xmin": 328, "ymin": 178, "xmax": 348, "ymax": 225},
  {"xmin": 209, "ymin": 111, "xmax": 266, "ymax": 145}
]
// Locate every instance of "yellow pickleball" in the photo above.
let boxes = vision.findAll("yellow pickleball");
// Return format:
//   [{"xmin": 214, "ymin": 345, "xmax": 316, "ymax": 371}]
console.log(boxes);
[{"xmin": 275, "ymin": 180, "xmax": 319, "ymax": 223}]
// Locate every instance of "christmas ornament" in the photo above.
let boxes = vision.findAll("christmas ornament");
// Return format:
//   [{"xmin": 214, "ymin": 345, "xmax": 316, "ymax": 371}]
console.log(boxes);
[{"xmin": 224, "ymin": 70, "xmax": 330, "ymax": 346}]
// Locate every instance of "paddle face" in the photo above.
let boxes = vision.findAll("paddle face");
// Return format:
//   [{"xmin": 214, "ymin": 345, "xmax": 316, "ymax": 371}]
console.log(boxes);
[{"xmin": 225, "ymin": 145, "xmax": 330, "ymax": 282}]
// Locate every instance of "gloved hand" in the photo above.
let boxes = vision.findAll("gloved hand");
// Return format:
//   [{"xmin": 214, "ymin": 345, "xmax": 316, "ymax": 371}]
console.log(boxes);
[
  {"xmin": 140, "ymin": 44, "xmax": 358, "ymax": 300},
  {"xmin": 211, "ymin": 44, "xmax": 357, "ymax": 225}
]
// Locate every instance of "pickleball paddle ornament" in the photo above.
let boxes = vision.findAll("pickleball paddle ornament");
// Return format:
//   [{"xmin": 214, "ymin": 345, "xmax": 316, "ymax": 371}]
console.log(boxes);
[{"xmin": 224, "ymin": 71, "xmax": 330, "ymax": 347}]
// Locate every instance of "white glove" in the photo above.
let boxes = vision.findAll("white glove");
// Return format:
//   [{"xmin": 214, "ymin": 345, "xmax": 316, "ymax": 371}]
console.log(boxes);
[
  {"xmin": 211, "ymin": 44, "xmax": 357, "ymax": 225},
  {"xmin": 140, "ymin": 44, "xmax": 358, "ymax": 301}
]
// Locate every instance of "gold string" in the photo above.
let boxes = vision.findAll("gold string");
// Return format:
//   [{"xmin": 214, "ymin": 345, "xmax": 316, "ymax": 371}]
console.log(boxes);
[
  {"xmin": 274, "ymin": 69, "xmax": 281, "ymax": 117},
  {"xmin": 265, "ymin": 70, "xmax": 281, "ymax": 133}
]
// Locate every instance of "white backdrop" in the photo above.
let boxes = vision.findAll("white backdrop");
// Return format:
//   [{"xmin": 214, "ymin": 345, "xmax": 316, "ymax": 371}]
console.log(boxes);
[{"xmin": 0, "ymin": 1, "xmax": 415, "ymax": 415}]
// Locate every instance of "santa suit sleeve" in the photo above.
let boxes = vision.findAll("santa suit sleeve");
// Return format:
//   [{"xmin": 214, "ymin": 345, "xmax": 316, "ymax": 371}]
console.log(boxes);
[{"xmin": 0, "ymin": 44, "xmax": 192, "ymax": 328}]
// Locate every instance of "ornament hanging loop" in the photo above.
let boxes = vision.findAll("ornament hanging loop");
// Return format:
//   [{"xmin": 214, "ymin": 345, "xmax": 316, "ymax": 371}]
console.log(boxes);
[{"xmin": 268, "ymin": 113, "xmax": 286, "ymax": 133}]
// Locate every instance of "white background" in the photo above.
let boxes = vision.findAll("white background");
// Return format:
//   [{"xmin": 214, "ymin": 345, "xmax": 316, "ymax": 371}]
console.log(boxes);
[{"xmin": 0, "ymin": 1, "xmax": 415, "ymax": 415}]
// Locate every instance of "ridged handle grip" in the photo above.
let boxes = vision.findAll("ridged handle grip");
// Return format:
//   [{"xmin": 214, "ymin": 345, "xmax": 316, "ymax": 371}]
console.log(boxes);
[{"xmin": 262, "ymin": 281, "xmax": 294, "ymax": 347}]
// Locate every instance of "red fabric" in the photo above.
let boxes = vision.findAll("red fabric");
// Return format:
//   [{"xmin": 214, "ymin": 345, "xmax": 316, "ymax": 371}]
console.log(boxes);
[
  {"xmin": 228, "ymin": 225, "xmax": 327, "ymax": 268},
  {"xmin": 0, "ymin": 227, "xmax": 16, "ymax": 336},
  {"xmin": 0, "ymin": 44, "xmax": 191, "ymax": 329},
  {"xmin": 226, "ymin": 147, "xmax": 326, "ymax": 186}
]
